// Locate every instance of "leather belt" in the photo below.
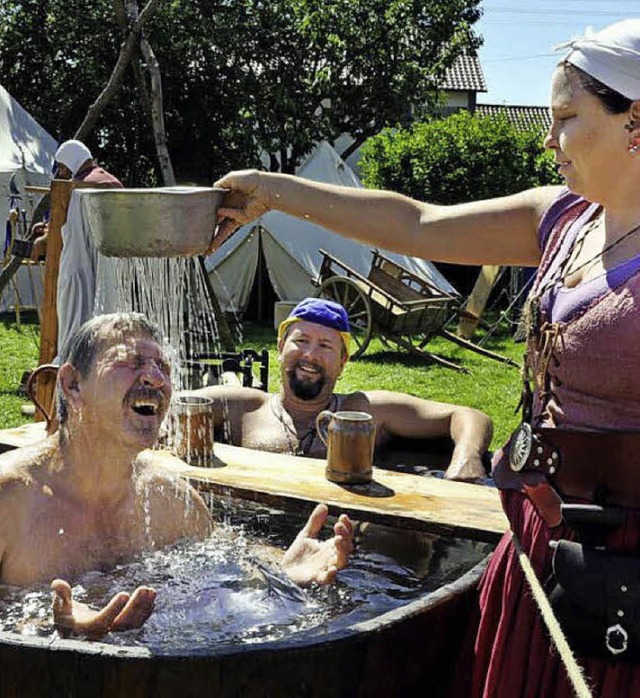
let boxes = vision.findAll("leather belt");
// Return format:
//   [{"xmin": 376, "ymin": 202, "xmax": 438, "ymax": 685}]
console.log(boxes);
[{"xmin": 508, "ymin": 425, "xmax": 640, "ymax": 509}]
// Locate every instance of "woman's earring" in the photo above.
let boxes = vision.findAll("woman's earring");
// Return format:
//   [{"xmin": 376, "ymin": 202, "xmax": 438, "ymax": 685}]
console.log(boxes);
[{"xmin": 627, "ymin": 120, "xmax": 640, "ymax": 154}]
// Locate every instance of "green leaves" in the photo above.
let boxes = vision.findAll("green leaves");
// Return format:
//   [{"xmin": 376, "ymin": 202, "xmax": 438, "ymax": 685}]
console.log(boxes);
[
  {"xmin": 359, "ymin": 110, "xmax": 561, "ymax": 204},
  {"xmin": 0, "ymin": 0, "xmax": 482, "ymax": 180}
]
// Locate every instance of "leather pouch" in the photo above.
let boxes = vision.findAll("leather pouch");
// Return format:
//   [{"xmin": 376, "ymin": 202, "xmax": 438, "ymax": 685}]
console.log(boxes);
[{"xmin": 548, "ymin": 539, "xmax": 640, "ymax": 661}]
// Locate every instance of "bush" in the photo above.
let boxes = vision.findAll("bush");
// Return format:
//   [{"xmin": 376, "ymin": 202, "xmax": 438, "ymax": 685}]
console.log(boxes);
[{"xmin": 359, "ymin": 110, "xmax": 561, "ymax": 204}]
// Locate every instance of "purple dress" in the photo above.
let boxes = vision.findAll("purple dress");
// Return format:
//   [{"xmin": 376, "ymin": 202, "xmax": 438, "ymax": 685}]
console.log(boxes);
[{"xmin": 452, "ymin": 188, "xmax": 640, "ymax": 697}]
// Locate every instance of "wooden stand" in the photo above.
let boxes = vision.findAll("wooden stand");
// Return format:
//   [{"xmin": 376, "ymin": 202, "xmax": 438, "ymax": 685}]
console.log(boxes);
[{"xmin": 34, "ymin": 179, "xmax": 74, "ymax": 420}]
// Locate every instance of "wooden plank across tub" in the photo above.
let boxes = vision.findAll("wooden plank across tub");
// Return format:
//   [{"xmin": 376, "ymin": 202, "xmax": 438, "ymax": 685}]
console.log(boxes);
[
  {"xmin": 0, "ymin": 423, "xmax": 508, "ymax": 543},
  {"xmin": 152, "ymin": 445, "xmax": 508, "ymax": 543}
]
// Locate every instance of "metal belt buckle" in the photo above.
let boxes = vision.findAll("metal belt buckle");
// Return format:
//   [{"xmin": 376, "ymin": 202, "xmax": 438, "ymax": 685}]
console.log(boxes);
[
  {"xmin": 509, "ymin": 422, "xmax": 533, "ymax": 472},
  {"xmin": 606, "ymin": 623, "xmax": 629, "ymax": 655}
]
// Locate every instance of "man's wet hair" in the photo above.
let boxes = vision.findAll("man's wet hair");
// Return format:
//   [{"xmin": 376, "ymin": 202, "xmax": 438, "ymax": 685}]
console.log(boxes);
[{"xmin": 57, "ymin": 312, "xmax": 164, "ymax": 424}]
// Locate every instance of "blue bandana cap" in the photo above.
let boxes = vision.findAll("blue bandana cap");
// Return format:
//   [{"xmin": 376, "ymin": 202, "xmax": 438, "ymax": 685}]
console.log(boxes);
[{"xmin": 278, "ymin": 298, "xmax": 351, "ymax": 357}]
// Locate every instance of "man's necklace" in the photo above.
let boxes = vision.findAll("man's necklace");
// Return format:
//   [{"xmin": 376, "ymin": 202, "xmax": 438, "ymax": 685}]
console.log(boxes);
[{"xmin": 270, "ymin": 394, "xmax": 337, "ymax": 456}]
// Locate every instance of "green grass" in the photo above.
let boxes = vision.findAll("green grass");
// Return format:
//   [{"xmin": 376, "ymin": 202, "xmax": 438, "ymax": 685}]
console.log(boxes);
[
  {"xmin": 0, "ymin": 312, "xmax": 524, "ymax": 450},
  {"xmin": 0, "ymin": 311, "xmax": 41, "ymax": 429}
]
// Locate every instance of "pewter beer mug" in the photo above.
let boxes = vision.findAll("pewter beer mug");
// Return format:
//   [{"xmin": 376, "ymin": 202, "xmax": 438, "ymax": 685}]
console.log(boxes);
[
  {"xmin": 168, "ymin": 395, "xmax": 215, "ymax": 465},
  {"xmin": 316, "ymin": 410, "xmax": 375, "ymax": 484}
]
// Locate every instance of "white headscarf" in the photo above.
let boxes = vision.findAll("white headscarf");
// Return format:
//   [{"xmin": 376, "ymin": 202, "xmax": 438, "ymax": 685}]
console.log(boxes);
[
  {"xmin": 557, "ymin": 19, "xmax": 640, "ymax": 100},
  {"xmin": 54, "ymin": 140, "xmax": 93, "ymax": 177}
]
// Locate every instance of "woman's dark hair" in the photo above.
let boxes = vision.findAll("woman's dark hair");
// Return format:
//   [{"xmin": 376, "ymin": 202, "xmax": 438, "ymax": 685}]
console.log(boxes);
[{"xmin": 562, "ymin": 62, "xmax": 633, "ymax": 114}]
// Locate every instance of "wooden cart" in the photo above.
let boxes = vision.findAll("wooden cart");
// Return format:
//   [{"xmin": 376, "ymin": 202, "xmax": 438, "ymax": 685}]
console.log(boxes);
[{"xmin": 315, "ymin": 249, "xmax": 519, "ymax": 372}]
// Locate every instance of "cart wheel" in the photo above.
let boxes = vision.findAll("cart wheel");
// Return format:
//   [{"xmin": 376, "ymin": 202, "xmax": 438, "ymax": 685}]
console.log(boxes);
[{"xmin": 316, "ymin": 276, "xmax": 373, "ymax": 358}]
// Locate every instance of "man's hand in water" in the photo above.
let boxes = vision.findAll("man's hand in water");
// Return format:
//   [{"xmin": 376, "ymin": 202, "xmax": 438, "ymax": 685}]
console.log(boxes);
[
  {"xmin": 281, "ymin": 504, "xmax": 354, "ymax": 586},
  {"xmin": 51, "ymin": 579, "xmax": 156, "ymax": 639}
]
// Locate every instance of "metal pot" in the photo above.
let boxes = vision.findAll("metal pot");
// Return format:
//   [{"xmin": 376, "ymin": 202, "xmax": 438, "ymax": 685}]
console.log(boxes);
[{"xmin": 78, "ymin": 186, "xmax": 227, "ymax": 258}]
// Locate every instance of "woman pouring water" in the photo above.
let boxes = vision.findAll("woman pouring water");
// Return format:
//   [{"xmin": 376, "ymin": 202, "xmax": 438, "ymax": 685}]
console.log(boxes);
[{"xmin": 214, "ymin": 19, "xmax": 640, "ymax": 697}]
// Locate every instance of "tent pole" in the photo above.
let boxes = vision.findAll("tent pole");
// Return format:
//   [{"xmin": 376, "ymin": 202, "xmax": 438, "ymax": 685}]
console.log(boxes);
[
  {"xmin": 197, "ymin": 255, "xmax": 235, "ymax": 352},
  {"xmin": 257, "ymin": 228, "xmax": 264, "ymax": 320}
]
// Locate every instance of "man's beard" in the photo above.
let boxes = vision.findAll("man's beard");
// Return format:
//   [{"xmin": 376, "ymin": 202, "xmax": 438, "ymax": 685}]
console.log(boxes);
[{"xmin": 288, "ymin": 365, "xmax": 326, "ymax": 400}]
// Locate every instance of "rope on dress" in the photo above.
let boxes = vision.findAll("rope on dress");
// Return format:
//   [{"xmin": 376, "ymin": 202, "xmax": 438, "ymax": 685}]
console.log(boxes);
[{"xmin": 510, "ymin": 530, "xmax": 593, "ymax": 698}]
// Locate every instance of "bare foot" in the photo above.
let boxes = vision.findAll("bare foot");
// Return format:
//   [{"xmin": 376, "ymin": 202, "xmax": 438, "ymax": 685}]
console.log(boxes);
[
  {"xmin": 51, "ymin": 579, "xmax": 156, "ymax": 639},
  {"xmin": 281, "ymin": 504, "xmax": 354, "ymax": 586}
]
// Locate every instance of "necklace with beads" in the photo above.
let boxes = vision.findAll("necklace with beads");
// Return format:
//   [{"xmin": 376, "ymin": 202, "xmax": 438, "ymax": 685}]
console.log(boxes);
[{"xmin": 270, "ymin": 393, "xmax": 337, "ymax": 456}]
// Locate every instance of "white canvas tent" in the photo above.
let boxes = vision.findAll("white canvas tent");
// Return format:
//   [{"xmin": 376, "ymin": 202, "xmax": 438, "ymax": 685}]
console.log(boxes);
[
  {"xmin": 205, "ymin": 142, "xmax": 458, "ymax": 315},
  {"xmin": 0, "ymin": 83, "xmax": 58, "ymax": 313}
]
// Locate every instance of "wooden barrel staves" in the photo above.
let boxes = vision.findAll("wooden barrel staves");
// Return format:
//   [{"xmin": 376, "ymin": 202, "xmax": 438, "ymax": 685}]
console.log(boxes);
[{"xmin": 0, "ymin": 557, "xmax": 487, "ymax": 698}]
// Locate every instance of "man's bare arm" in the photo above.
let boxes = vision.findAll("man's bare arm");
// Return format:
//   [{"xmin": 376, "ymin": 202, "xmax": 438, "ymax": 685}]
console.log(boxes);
[
  {"xmin": 362, "ymin": 391, "xmax": 493, "ymax": 481},
  {"xmin": 180, "ymin": 385, "xmax": 266, "ymax": 428}
]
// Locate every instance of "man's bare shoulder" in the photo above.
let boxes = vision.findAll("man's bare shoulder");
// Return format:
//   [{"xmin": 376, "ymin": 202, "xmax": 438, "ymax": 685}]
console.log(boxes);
[
  {"xmin": 133, "ymin": 453, "xmax": 209, "ymax": 511},
  {"xmin": 188, "ymin": 385, "xmax": 269, "ymax": 411},
  {"xmin": 0, "ymin": 441, "xmax": 53, "ymax": 493},
  {"xmin": 0, "ymin": 443, "xmax": 54, "ymax": 543},
  {"xmin": 341, "ymin": 390, "xmax": 410, "ymax": 409},
  {"xmin": 133, "ymin": 452, "xmax": 192, "ymax": 489},
  {"xmin": 132, "ymin": 454, "xmax": 213, "ymax": 540},
  {"xmin": 340, "ymin": 391, "xmax": 370, "ymax": 410}
]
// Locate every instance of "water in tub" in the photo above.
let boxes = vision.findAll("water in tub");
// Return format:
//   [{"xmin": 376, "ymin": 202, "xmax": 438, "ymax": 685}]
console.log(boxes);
[{"xmin": 0, "ymin": 499, "xmax": 491, "ymax": 654}]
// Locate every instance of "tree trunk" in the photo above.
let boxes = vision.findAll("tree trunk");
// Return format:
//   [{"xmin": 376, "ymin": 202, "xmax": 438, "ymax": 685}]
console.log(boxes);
[
  {"xmin": 74, "ymin": 0, "xmax": 162, "ymax": 141},
  {"xmin": 139, "ymin": 36, "xmax": 175, "ymax": 186}
]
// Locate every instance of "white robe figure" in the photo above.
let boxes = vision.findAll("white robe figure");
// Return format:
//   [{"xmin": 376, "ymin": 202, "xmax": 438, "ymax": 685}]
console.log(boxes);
[{"xmin": 56, "ymin": 192, "xmax": 120, "ymax": 358}]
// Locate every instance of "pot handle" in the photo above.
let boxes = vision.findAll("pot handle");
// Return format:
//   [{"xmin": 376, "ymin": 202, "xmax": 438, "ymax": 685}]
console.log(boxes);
[
  {"xmin": 315, "ymin": 410, "xmax": 335, "ymax": 447},
  {"xmin": 26, "ymin": 364, "xmax": 59, "ymax": 432}
]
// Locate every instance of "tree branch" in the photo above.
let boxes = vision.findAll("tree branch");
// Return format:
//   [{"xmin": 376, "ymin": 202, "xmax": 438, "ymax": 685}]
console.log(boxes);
[
  {"xmin": 74, "ymin": 0, "xmax": 162, "ymax": 142},
  {"xmin": 139, "ymin": 35, "xmax": 175, "ymax": 185}
]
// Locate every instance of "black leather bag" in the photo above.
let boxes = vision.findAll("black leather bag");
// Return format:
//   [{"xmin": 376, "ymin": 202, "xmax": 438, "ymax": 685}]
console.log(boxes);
[{"xmin": 548, "ymin": 540, "xmax": 640, "ymax": 661}]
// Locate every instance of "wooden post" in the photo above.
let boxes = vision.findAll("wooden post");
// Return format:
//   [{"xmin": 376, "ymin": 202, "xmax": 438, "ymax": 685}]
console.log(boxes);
[
  {"xmin": 34, "ymin": 179, "xmax": 74, "ymax": 421},
  {"xmin": 456, "ymin": 265, "xmax": 501, "ymax": 340}
]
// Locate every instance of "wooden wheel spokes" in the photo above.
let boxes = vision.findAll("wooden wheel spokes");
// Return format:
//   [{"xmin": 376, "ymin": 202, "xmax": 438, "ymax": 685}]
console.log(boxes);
[{"xmin": 316, "ymin": 276, "xmax": 373, "ymax": 358}]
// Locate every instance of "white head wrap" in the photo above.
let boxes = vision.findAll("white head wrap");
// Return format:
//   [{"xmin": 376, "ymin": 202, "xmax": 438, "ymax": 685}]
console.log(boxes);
[
  {"xmin": 557, "ymin": 19, "xmax": 640, "ymax": 100},
  {"xmin": 54, "ymin": 140, "xmax": 93, "ymax": 177}
]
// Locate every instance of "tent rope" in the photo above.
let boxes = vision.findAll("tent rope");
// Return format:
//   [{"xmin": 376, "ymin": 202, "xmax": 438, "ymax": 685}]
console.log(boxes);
[
  {"xmin": 476, "ymin": 270, "xmax": 535, "ymax": 346},
  {"xmin": 510, "ymin": 530, "xmax": 593, "ymax": 698}
]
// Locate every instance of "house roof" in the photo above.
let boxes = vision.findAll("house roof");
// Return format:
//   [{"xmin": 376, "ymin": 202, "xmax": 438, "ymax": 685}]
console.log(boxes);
[
  {"xmin": 441, "ymin": 53, "xmax": 487, "ymax": 93},
  {"xmin": 476, "ymin": 104, "xmax": 551, "ymax": 132}
]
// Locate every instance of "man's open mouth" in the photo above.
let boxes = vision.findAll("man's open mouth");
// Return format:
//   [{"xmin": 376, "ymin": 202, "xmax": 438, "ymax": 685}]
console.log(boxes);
[
  {"xmin": 296, "ymin": 361, "xmax": 322, "ymax": 379},
  {"xmin": 131, "ymin": 398, "xmax": 162, "ymax": 416}
]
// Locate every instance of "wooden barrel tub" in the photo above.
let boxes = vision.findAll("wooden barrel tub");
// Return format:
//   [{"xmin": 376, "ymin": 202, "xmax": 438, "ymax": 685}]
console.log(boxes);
[
  {"xmin": 0, "ymin": 556, "xmax": 488, "ymax": 698},
  {"xmin": 0, "ymin": 432, "xmax": 507, "ymax": 698}
]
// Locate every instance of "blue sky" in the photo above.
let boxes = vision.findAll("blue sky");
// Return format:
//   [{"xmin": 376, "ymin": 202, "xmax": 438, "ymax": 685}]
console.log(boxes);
[{"xmin": 475, "ymin": 1, "xmax": 640, "ymax": 106}]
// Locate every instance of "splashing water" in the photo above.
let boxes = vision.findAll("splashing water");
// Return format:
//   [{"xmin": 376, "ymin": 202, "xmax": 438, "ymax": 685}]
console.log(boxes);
[
  {"xmin": 93, "ymin": 255, "xmax": 239, "ymax": 463},
  {"xmin": 0, "ymin": 505, "xmax": 492, "ymax": 655}
]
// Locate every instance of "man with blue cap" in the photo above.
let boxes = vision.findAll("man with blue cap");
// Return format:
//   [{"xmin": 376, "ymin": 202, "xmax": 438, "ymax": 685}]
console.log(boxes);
[{"xmin": 188, "ymin": 297, "xmax": 492, "ymax": 481}]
